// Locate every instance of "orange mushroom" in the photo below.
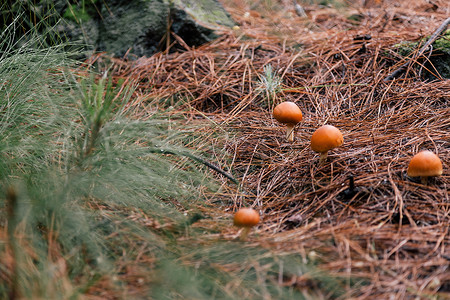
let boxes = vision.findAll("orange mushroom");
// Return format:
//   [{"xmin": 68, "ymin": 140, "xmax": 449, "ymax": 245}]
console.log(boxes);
[
  {"xmin": 233, "ymin": 208, "xmax": 260, "ymax": 240},
  {"xmin": 310, "ymin": 125, "xmax": 343, "ymax": 163},
  {"xmin": 407, "ymin": 150, "xmax": 442, "ymax": 185},
  {"xmin": 273, "ymin": 102, "xmax": 303, "ymax": 142}
]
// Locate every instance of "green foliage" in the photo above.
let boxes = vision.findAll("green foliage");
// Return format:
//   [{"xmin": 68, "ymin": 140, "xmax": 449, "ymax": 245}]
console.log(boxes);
[
  {"xmin": 432, "ymin": 29, "xmax": 450, "ymax": 54},
  {"xmin": 63, "ymin": 0, "xmax": 100, "ymax": 23},
  {"xmin": 63, "ymin": 4, "xmax": 91, "ymax": 23},
  {"xmin": 151, "ymin": 239, "xmax": 348, "ymax": 299},
  {"xmin": 0, "ymin": 0, "xmax": 101, "ymax": 50},
  {"xmin": 0, "ymin": 0, "xmax": 63, "ymax": 48},
  {"xmin": 255, "ymin": 64, "xmax": 282, "ymax": 110},
  {"xmin": 0, "ymin": 21, "xmax": 211, "ymax": 298},
  {"xmin": 394, "ymin": 30, "xmax": 450, "ymax": 56},
  {"xmin": 391, "ymin": 30, "xmax": 450, "ymax": 79}
]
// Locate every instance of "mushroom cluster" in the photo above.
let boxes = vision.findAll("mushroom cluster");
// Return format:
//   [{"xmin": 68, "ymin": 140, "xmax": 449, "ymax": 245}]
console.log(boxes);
[
  {"xmin": 255, "ymin": 96, "xmax": 445, "ymax": 244},
  {"xmin": 272, "ymin": 102, "xmax": 344, "ymax": 163}
]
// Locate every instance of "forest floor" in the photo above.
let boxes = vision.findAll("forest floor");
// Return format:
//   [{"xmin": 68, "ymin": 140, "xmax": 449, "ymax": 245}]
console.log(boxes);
[{"xmin": 107, "ymin": 0, "xmax": 450, "ymax": 298}]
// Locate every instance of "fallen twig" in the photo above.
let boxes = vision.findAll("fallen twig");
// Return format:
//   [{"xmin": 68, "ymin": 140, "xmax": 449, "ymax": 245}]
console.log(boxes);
[
  {"xmin": 384, "ymin": 17, "xmax": 450, "ymax": 81},
  {"xmin": 153, "ymin": 148, "xmax": 239, "ymax": 185}
]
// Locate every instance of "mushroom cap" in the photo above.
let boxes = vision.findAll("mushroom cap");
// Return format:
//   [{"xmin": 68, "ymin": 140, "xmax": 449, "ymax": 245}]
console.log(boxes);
[
  {"xmin": 310, "ymin": 125, "xmax": 343, "ymax": 153},
  {"xmin": 273, "ymin": 102, "xmax": 303, "ymax": 125},
  {"xmin": 407, "ymin": 151, "xmax": 443, "ymax": 177},
  {"xmin": 233, "ymin": 208, "xmax": 260, "ymax": 227}
]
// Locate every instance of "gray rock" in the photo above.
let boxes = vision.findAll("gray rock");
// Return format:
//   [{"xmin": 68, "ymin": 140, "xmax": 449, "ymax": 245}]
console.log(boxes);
[
  {"xmin": 98, "ymin": 0, "xmax": 169, "ymax": 57},
  {"xmin": 70, "ymin": 0, "xmax": 235, "ymax": 57},
  {"xmin": 1, "ymin": 0, "xmax": 234, "ymax": 58}
]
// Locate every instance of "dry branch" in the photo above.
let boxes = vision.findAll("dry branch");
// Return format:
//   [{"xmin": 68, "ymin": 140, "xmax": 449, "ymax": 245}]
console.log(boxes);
[{"xmin": 384, "ymin": 17, "xmax": 450, "ymax": 81}]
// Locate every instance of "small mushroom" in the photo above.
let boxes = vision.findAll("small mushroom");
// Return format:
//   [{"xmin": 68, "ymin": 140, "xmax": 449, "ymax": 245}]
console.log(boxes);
[
  {"xmin": 233, "ymin": 208, "xmax": 260, "ymax": 240},
  {"xmin": 273, "ymin": 102, "xmax": 303, "ymax": 142},
  {"xmin": 407, "ymin": 150, "xmax": 442, "ymax": 185},
  {"xmin": 310, "ymin": 125, "xmax": 343, "ymax": 163}
]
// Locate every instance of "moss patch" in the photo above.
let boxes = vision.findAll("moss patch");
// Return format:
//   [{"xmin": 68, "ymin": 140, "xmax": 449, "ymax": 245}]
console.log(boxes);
[
  {"xmin": 175, "ymin": 0, "xmax": 235, "ymax": 28},
  {"xmin": 393, "ymin": 29, "xmax": 450, "ymax": 79}
]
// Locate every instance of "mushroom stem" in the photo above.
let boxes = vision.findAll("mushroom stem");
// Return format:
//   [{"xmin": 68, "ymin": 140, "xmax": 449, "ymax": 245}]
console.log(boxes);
[
  {"xmin": 286, "ymin": 124, "xmax": 295, "ymax": 142},
  {"xmin": 420, "ymin": 176, "xmax": 428, "ymax": 185},
  {"xmin": 239, "ymin": 227, "xmax": 251, "ymax": 241},
  {"xmin": 319, "ymin": 152, "xmax": 328, "ymax": 164}
]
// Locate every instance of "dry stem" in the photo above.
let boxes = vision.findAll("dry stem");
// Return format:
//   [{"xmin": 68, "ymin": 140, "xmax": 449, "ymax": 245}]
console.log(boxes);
[{"xmin": 286, "ymin": 124, "xmax": 295, "ymax": 142}]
